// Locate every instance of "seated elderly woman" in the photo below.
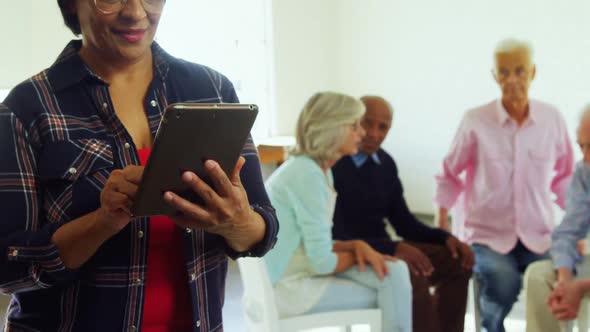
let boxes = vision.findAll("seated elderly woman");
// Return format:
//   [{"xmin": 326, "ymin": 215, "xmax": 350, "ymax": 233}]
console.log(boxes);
[{"xmin": 264, "ymin": 92, "xmax": 413, "ymax": 332}]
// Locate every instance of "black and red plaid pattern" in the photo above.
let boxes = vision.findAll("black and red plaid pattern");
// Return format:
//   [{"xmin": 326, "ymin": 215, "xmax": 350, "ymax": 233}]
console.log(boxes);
[{"xmin": 0, "ymin": 40, "xmax": 278, "ymax": 332}]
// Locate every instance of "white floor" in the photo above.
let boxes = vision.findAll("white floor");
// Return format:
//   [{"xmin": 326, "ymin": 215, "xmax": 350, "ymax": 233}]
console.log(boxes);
[{"xmin": 0, "ymin": 262, "xmax": 581, "ymax": 332}]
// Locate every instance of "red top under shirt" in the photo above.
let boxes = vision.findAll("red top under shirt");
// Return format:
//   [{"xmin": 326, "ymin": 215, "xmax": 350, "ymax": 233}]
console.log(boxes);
[{"xmin": 138, "ymin": 148, "xmax": 193, "ymax": 332}]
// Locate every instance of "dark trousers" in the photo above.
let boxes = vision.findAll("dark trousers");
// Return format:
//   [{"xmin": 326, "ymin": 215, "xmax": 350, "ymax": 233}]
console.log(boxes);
[
  {"xmin": 370, "ymin": 239, "xmax": 472, "ymax": 332},
  {"xmin": 408, "ymin": 241, "xmax": 471, "ymax": 332}
]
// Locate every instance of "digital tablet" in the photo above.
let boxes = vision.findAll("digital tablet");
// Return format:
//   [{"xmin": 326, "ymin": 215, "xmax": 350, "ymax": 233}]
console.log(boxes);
[{"xmin": 131, "ymin": 103, "xmax": 258, "ymax": 217}]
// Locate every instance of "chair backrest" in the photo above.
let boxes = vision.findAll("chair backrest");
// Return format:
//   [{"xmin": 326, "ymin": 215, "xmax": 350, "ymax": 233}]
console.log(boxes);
[{"xmin": 237, "ymin": 257, "xmax": 281, "ymax": 332}]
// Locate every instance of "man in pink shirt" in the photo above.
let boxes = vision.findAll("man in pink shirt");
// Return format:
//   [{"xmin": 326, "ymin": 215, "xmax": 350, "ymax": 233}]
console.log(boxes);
[{"xmin": 435, "ymin": 39, "xmax": 574, "ymax": 332}]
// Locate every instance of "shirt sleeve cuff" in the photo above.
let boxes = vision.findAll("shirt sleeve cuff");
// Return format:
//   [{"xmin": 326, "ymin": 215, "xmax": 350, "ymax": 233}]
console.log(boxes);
[
  {"xmin": 434, "ymin": 192, "xmax": 459, "ymax": 209},
  {"xmin": 321, "ymin": 252, "xmax": 338, "ymax": 275},
  {"xmin": 224, "ymin": 203, "xmax": 278, "ymax": 260},
  {"xmin": 8, "ymin": 244, "xmax": 60, "ymax": 268},
  {"xmin": 363, "ymin": 238, "xmax": 399, "ymax": 255},
  {"xmin": 434, "ymin": 175, "xmax": 464, "ymax": 209},
  {"xmin": 6, "ymin": 242, "xmax": 77, "ymax": 286},
  {"xmin": 435, "ymin": 229, "xmax": 452, "ymax": 243},
  {"xmin": 552, "ymin": 254, "xmax": 578, "ymax": 273},
  {"xmin": 2, "ymin": 220, "xmax": 80, "ymax": 289}
]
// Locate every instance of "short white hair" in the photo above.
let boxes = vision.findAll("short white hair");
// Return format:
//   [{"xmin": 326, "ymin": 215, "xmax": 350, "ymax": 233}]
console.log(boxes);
[
  {"xmin": 579, "ymin": 104, "xmax": 590, "ymax": 124},
  {"xmin": 494, "ymin": 38, "xmax": 534, "ymax": 62},
  {"xmin": 292, "ymin": 92, "xmax": 365, "ymax": 163}
]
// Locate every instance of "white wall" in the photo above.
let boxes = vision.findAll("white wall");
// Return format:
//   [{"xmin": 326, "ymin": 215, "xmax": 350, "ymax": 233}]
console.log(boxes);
[
  {"xmin": 0, "ymin": 1, "xmax": 72, "ymax": 88},
  {"xmin": 0, "ymin": 1, "xmax": 32, "ymax": 88},
  {"xmin": 273, "ymin": 0, "xmax": 590, "ymax": 214},
  {"xmin": 271, "ymin": 0, "xmax": 342, "ymax": 135},
  {"xmin": 5, "ymin": 1, "xmax": 590, "ymax": 215},
  {"xmin": 156, "ymin": 0, "xmax": 276, "ymax": 140}
]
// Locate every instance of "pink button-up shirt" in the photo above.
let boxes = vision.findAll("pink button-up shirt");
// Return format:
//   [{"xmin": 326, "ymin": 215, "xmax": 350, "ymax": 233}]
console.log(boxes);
[{"xmin": 435, "ymin": 99, "xmax": 574, "ymax": 254}]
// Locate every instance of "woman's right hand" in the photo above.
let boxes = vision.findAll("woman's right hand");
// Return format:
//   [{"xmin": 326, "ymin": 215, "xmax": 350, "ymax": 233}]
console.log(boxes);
[
  {"xmin": 98, "ymin": 165, "xmax": 144, "ymax": 233},
  {"xmin": 51, "ymin": 165, "xmax": 145, "ymax": 270},
  {"xmin": 353, "ymin": 240, "xmax": 398, "ymax": 281}
]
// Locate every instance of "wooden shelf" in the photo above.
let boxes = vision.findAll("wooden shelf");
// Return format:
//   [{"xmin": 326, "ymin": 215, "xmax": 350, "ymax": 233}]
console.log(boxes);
[
  {"xmin": 256, "ymin": 136, "xmax": 295, "ymax": 165},
  {"xmin": 257, "ymin": 144, "xmax": 288, "ymax": 164}
]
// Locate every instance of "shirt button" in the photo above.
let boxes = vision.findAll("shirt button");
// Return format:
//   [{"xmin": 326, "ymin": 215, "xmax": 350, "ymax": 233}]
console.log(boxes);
[
  {"xmin": 150, "ymin": 100, "xmax": 157, "ymax": 107},
  {"xmin": 11, "ymin": 249, "xmax": 18, "ymax": 257},
  {"xmin": 124, "ymin": 142, "xmax": 131, "ymax": 149},
  {"xmin": 196, "ymin": 320, "xmax": 201, "ymax": 327},
  {"xmin": 136, "ymin": 278, "xmax": 142, "ymax": 284},
  {"xmin": 137, "ymin": 231, "xmax": 144, "ymax": 239},
  {"xmin": 186, "ymin": 228, "xmax": 192, "ymax": 234},
  {"xmin": 68, "ymin": 167, "xmax": 77, "ymax": 175},
  {"xmin": 190, "ymin": 273, "xmax": 196, "ymax": 281},
  {"xmin": 129, "ymin": 326, "xmax": 137, "ymax": 332},
  {"xmin": 102, "ymin": 102, "xmax": 108, "ymax": 109}
]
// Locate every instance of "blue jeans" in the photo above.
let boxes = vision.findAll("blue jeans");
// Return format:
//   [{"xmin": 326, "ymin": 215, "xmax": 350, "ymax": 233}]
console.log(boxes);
[
  {"xmin": 472, "ymin": 241, "xmax": 549, "ymax": 332},
  {"xmin": 307, "ymin": 260, "xmax": 412, "ymax": 332}
]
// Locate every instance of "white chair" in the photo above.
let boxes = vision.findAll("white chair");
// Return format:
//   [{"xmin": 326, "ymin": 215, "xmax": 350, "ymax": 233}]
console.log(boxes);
[{"xmin": 237, "ymin": 257, "xmax": 382, "ymax": 332}]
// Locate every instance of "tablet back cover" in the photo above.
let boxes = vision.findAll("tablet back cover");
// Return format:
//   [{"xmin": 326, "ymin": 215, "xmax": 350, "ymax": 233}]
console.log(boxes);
[{"xmin": 132, "ymin": 103, "xmax": 258, "ymax": 217}]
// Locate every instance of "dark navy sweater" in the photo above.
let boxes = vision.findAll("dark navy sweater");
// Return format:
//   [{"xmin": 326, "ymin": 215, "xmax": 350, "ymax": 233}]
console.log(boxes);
[{"xmin": 332, "ymin": 149, "xmax": 449, "ymax": 254}]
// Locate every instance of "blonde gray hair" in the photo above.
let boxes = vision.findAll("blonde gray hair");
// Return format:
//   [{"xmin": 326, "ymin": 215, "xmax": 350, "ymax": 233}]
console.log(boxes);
[
  {"xmin": 494, "ymin": 38, "xmax": 534, "ymax": 62},
  {"xmin": 292, "ymin": 92, "xmax": 365, "ymax": 163}
]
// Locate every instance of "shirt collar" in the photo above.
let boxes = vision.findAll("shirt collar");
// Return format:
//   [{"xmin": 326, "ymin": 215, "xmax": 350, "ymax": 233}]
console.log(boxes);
[
  {"xmin": 351, "ymin": 151, "xmax": 381, "ymax": 168},
  {"xmin": 48, "ymin": 40, "xmax": 171, "ymax": 92},
  {"xmin": 495, "ymin": 98, "xmax": 537, "ymax": 126}
]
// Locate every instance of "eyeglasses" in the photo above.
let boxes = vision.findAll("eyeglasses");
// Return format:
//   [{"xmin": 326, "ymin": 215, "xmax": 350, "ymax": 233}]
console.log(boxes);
[{"xmin": 94, "ymin": 0, "xmax": 165, "ymax": 15}]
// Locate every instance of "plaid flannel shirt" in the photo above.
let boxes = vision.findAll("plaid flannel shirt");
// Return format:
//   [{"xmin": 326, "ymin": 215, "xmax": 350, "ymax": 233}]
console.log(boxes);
[{"xmin": 0, "ymin": 40, "xmax": 278, "ymax": 332}]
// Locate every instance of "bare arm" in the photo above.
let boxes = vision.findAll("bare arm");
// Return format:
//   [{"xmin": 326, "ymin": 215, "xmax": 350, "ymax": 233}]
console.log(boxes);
[
  {"xmin": 51, "ymin": 210, "xmax": 119, "ymax": 269},
  {"xmin": 557, "ymin": 267, "xmax": 574, "ymax": 283},
  {"xmin": 437, "ymin": 207, "xmax": 451, "ymax": 231}
]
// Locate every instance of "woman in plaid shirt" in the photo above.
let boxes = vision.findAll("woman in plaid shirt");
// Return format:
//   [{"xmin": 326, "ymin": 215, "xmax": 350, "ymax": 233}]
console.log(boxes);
[{"xmin": 0, "ymin": 1, "xmax": 278, "ymax": 331}]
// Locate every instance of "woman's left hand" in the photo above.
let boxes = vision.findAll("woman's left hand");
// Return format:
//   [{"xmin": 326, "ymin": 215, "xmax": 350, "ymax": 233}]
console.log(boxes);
[{"xmin": 163, "ymin": 157, "xmax": 255, "ymax": 240}]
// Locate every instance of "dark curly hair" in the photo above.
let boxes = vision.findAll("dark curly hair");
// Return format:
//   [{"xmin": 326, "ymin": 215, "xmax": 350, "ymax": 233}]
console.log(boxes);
[{"xmin": 57, "ymin": 0, "xmax": 81, "ymax": 35}]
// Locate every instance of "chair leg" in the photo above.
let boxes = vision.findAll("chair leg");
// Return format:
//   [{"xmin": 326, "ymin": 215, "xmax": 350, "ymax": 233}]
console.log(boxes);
[
  {"xmin": 473, "ymin": 278, "xmax": 482, "ymax": 332},
  {"xmin": 559, "ymin": 320, "xmax": 574, "ymax": 332},
  {"xmin": 578, "ymin": 299, "xmax": 589, "ymax": 332}
]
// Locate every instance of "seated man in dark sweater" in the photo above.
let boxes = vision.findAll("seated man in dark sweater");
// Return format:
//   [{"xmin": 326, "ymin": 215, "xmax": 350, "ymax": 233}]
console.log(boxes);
[{"xmin": 332, "ymin": 96, "xmax": 474, "ymax": 332}]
